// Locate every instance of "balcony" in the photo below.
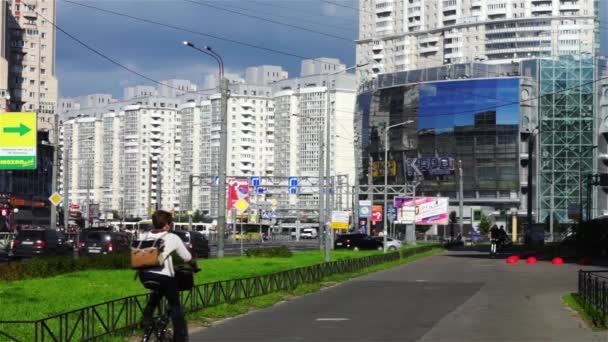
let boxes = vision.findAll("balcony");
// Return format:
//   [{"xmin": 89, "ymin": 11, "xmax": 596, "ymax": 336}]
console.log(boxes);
[
  {"xmin": 471, "ymin": 0, "xmax": 482, "ymax": 7},
  {"xmin": 240, "ymin": 115, "xmax": 255, "ymax": 125},
  {"xmin": 419, "ymin": 36, "xmax": 440, "ymax": 45},
  {"xmin": 419, "ymin": 45, "xmax": 440, "ymax": 54},
  {"xmin": 487, "ymin": 7, "xmax": 507, "ymax": 16},
  {"xmin": 560, "ymin": 2, "xmax": 579, "ymax": 11},
  {"xmin": 375, "ymin": 1, "xmax": 393, "ymax": 13},
  {"xmin": 531, "ymin": 5, "xmax": 553, "ymax": 13},
  {"xmin": 372, "ymin": 42, "xmax": 384, "ymax": 51}
]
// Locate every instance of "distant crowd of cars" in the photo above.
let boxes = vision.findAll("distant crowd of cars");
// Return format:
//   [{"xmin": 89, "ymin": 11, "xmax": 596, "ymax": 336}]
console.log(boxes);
[
  {"xmin": 5, "ymin": 227, "xmax": 210, "ymax": 260},
  {"xmin": 334, "ymin": 233, "xmax": 403, "ymax": 251}
]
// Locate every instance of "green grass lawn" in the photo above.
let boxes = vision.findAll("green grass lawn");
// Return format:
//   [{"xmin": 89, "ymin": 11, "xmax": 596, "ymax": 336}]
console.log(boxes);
[{"xmin": 0, "ymin": 249, "xmax": 387, "ymax": 322}]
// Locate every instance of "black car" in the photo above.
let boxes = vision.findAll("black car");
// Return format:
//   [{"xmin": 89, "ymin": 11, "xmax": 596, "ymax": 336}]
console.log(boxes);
[
  {"xmin": 78, "ymin": 230, "xmax": 132, "ymax": 256},
  {"xmin": 172, "ymin": 230, "xmax": 210, "ymax": 259},
  {"xmin": 12, "ymin": 229, "xmax": 72, "ymax": 258},
  {"xmin": 334, "ymin": 233, "xmax": 384, "ymax": 251}
]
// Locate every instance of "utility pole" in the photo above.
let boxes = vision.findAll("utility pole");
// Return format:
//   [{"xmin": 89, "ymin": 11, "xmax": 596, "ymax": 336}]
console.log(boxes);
[
  {"xmin": 549, "ymin": 177, "xmax": 554, "ymax": 242},
  {"xmin": 189, "ymin": 174, "xmax": 193, "ymax": 230},
  {"xmin": 318, "ymin": 120, "xmax": 325, "ymax": 251},
  {"xmin": 85, "ymin": 171, "xmax": 90, "ymax": 229},
  {"xmin": 458, "ymin": 160, "xmax": 464, "ymax": 238},
  {"xmin": 526, "ymin": 132, "xmax": 535, "ymax": 244},
  {"xmin": 50, "ymin": 114, "xmax": 58, "ymax": 230},
  {"xmin": 323, "ymin": 79, "xmax": 331, "ymax": 262},
  {"xmin": 217, "ymin": 76, "xmax": 228, "ymax": 258}
]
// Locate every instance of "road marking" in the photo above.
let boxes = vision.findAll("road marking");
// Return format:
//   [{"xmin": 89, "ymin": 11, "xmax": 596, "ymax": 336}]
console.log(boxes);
[
  {"xmin": 316, "ymin": 318, "xmax": 350, "ymax": 322},
  {"xmin": 415, "ymin": 279, "xmax": 428, "ymax": 282}
]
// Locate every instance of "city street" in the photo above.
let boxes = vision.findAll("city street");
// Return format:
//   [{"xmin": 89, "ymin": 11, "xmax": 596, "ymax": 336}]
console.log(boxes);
[{"xmin": 190, "ymin": 248, "xmax": 608, "ymax": 342}]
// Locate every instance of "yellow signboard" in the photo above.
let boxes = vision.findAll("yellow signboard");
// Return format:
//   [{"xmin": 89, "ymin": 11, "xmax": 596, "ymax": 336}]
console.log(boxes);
[
  {"xmin": 330, "ymin": 222, "xmax": 349, "ymax": 229},
  {"xmin": 0, "ymin": 112, "xmax": 37, "ymax": 170},
  {"xmin": 372, "ymin": 160, "xmax": 397, "ymax": 178}
]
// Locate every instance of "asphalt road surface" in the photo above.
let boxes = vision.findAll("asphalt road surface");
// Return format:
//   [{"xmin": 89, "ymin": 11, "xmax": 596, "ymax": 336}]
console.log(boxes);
[{"xmin": 190, "ymin": 248, "xmax": 608, "ymax": 342}]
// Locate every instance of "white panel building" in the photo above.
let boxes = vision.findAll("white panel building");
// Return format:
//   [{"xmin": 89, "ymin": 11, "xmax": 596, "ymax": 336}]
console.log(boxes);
[
  {"xmin": 357, "ymin": 0, "xmax": 599, "ymax": 81},
  {"xmin": 272, "ymin": 59, "xmax": 357, "ymax": 211}
]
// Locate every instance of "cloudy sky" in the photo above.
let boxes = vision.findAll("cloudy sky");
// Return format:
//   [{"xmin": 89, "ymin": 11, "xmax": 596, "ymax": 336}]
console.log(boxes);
[{"xmin": 56, "ymin": 0, "xmax": 359, "ymax": 98}]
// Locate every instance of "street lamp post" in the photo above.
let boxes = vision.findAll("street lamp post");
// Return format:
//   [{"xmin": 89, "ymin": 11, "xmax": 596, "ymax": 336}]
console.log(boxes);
[
  {"xmin": 383, "ymin": 120, "xmax": 414, "ymax": 253},
  {"xmin": 321, "ymin": 62, "xmax": 368, "ymax": 262},
  {"xmin": 183, "ymin": 41, "xmax": 228, "ymax": 257}
]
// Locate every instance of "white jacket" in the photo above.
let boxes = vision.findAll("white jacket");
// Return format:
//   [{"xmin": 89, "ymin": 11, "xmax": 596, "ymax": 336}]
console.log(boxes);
[{"xmin": 138, "ymin": 230, "xmax": 192, "ymax": 277}]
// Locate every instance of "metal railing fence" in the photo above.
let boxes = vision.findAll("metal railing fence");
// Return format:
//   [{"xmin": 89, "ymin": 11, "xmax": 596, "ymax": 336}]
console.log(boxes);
[
  {"xmin": 577, "ymin": 270, "xmax": 608, "ymax": 326},
  {"xmin": 0, "ymin": 245, "xmax": 437, "ymax": 341}
]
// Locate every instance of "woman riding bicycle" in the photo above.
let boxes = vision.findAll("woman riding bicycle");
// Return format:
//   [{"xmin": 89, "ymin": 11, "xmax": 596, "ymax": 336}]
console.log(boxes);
[
  {"xmin": 138, "ymin": 210, "xmax": 197, "ymax": 342},
  {"xmin": 489, "ymin": 224, "xmax": 500, "ymax": 257}
]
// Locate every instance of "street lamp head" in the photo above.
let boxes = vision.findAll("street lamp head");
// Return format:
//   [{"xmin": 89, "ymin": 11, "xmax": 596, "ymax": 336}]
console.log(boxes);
[
  {"xmin": 182, "ymin": 41, "xmax": 194, "ymax": 47},
  {"xmin": 205, "ymin": 46, "xmax": 213, "ymax": 51}
]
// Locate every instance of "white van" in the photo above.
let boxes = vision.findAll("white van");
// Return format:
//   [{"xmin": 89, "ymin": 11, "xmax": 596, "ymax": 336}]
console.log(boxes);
[{"xmin": 300, "ymin": 228, "xmax": 318, "ymax": 239}]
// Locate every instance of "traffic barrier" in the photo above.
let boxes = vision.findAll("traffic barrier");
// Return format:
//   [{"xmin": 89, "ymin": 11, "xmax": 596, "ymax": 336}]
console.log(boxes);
[
  {"xmin": 552, "ymin": 257, "xmax": 564, "ymax": 265},
  {"xmin": 526, "ymin": 256, "xmax": 538, "ymax": 264}
]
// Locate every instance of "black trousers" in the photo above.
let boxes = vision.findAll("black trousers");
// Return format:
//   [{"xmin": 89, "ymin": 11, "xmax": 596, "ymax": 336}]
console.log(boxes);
[{"xmin": 140, "ymin": 272, "xmax": 188, "ymax": 342}]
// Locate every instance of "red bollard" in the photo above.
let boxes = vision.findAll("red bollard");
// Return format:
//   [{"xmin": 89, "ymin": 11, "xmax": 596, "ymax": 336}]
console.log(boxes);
[
  {"xmin": 526, "ymin": 256, "xmax": 538, "ymax": 264},
  {"xmin": 552, "ymin": 257, "xmax": 564, "ymax": 265},
  {"xmin": 506, "ymin": 255, "xmax": 519, "ymax": 264},
  {"xmin": 579, "ymin": 258, "xmax": 592, "ymax": 265}
]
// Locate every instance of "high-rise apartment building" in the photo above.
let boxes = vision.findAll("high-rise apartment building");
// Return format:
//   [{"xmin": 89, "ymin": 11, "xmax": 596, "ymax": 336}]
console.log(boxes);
[
  {"xmin": 4, "ymin": 0, "xmax": 58, "ymax": 123},
  {"xmin": 357, "ymin": 0, "xmax": 599, "ymax": 81},
  {"xmin": 272, "ymin": 59, "xmax": 357, "ymax": 210}
]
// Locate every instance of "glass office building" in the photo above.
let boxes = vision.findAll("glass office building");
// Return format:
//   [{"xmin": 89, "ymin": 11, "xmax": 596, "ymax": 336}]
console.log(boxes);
[{"xmin": 356, "ymin": 57, "xmax": 608, "ymax": 223}]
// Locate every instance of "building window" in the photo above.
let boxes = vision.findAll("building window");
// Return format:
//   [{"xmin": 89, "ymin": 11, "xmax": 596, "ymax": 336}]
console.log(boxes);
[{"xmin": 41, "ymin": 68, "xmax": 46, "ymax": 75}]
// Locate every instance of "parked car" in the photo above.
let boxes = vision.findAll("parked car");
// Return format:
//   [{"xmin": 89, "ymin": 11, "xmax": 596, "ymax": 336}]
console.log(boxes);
[
  {"xmin": 78, "ymin": 230, "xmax": 131, "ymax": 256},
  {"xmin": 334, "ymin": 233, "xmax": 383, "ymax": 251},
  {"xmin": 11, "ymin": 229, "xmax": 72, "ymax": 258},
  {"xmin": 373, "ymin": 236, "xmax": 403, "ymax": 251},
  {"xmin": 172, "ymin": 230, "xmax": 210, "ymax": 259}
]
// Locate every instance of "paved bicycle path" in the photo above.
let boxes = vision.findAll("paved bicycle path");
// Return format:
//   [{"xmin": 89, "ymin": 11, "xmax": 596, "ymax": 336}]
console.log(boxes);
[{"xmin": 189, "ymin": 249, "xmax": 608, "ymax": 342}]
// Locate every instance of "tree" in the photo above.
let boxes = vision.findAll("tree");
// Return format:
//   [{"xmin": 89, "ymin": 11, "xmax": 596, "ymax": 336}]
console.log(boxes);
[
  {"xmin": 112, "ymin": 210, "xmax": 121, "ymax": 220},
  {"xmin": 478, "ymin": 212, "xmax": 491, "ymax": 236}
]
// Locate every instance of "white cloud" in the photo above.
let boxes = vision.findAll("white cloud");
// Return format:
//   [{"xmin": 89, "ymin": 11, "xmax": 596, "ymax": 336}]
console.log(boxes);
[{"xmin": 321, "ymin": 3, "xmax": 338, "ymax": 16}]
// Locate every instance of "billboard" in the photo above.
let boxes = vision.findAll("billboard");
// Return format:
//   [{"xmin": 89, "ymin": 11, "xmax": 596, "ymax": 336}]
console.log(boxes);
[
  {"xmin": 394, "ymin": 197, "xmax": 449, "ymax": 225},
  {"xmin": 228, "ymin": 179, "xmax": 250, "ymax": 210},
  {"xmin": 0, "ymin": 112, "xmax": 37, "ymax": 170},
  {"xmin": 331, "ymin": 211, "xmax": 350, "ymax": 229},
  {"xmin": 359, "ymin": 200, "xmax": 371, "ymax": 218},
  {"xmin": 405, "ymin": 156, "xmax": 455, "ymax": 180},
  {"xmin": 371, "ymin": 205, "xmax": 383, "ymax": 223}
]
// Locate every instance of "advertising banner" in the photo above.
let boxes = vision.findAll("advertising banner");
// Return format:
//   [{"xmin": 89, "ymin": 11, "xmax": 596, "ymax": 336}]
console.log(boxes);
[
  {"xmin": 228, "ymin": 179, "xmax": 250, "ymax": 210},
  {"xmin": 394, "ymin": 197, "xmax": 449, "ymax": 225},
  {"xmin": 330, "ymin": 211, "xmax": 350, "ymax": 229},
  {"xmin": 371, "ymin": 205, "xmax": 383, "ymax": 223},
  {"xmin": 359, "ymin": 200, "xmax": 371, "ymax": 218},
  {"xmin": 372, "ymin": 160, "xmax": 398, "ymax": 178}
]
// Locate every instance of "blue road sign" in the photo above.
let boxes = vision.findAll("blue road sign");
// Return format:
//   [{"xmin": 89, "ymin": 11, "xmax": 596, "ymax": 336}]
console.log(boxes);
[
  {"xmin": 289, "ymin": 186, "xmax": 297, "ymax": 194},
  {"xmin": 271, "ymin": 212, "xmax": 277, "ymax": 220},
  {"xmin": 257, "ymin": 187, "xmax": 265, "ymax": 194},
  {"xmin": 249, "ymin": 176, "xmax": 261, "ymax": 187},
  {"xmin": 288, "ymin": 176, "xmax": 298, "ymax": 187},
  {"xmin": 213, "ymin": 176, "xmax": 219, "ymax": 185}
]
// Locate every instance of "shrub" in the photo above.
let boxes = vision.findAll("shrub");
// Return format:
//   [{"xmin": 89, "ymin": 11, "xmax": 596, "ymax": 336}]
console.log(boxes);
[
  {"xmin": 0, "ymin": 253, "xmax": 131, "ymax": 281},
  {"xmin": 245, "ymin": 246, "xmax": 292, "ymax": 258}
]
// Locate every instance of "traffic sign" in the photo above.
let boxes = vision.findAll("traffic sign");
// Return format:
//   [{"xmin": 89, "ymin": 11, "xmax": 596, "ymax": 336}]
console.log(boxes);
[
  {"xmin": 0, "ymin": 112, "xmax": 37, "ymax": 170},
  {"xmin": 271, "ymin": 199, "xmax": 278, "ymax": 206},
  {"xmin": 48, "ymin": 192, "xmax": 63, "ymax": 206},
  {"xmin": 271, "ymin": 212, "xmax": 277, "ymax": 220},
  {"xmin": 235, "ymin": 199, "xmax": 249, "ymax": 214},
  {"xmin": 257, "ymin": 187, "xmax": 265, "ymax": 194},
  {"xmin": 288, "ymin": 176, "xmax": 298, "ymax": 187},
  {"xmin": 213, "ymin": 176, "xmax": 219, "ymax": 185},
  {"xmin": 249, "ymin": 176, "xmax": 261, "ymax": 187},
  {"xmin": 289, "ymin": 186, "xmax": 297, "ymax": 194}
]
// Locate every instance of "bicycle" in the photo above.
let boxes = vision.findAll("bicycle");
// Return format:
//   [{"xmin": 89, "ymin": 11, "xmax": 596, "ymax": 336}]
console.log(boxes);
[{"xmin": 141, "ymin": 265, "xmax": 200, "ymax": 342}]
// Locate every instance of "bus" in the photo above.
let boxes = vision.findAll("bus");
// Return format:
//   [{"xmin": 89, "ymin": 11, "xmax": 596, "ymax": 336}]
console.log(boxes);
[
  {"xmin": 232, "ymin": 223, "xmax": 272, "ymax": 240},
  {"xmin": 173, "ymin": 222, "xmax": 213, "ymax": 236}
]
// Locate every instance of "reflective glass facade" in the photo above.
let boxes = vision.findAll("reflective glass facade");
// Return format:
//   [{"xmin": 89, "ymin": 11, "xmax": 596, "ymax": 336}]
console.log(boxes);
[{"xmin": 358, "ymin": 78, "xmax": 521, "ymax": 199}]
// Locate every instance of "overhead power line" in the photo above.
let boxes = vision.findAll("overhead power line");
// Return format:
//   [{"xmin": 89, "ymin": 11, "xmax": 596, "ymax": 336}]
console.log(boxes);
[
  {"xmin": 182, "ymin": 0, "xmax": 354, "ymax": 42},
  {"xmin": 29, "ymin": 3, "xmax": 219, "ymax": 95},
  {"xmin": 250, "ymin": 0, "xmax": 359, "ymax": 24}
]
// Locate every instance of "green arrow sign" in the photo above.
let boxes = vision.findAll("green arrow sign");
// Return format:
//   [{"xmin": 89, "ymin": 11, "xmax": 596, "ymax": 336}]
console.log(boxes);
[{"xmin": 3, "ymin": 123, "xmax": 31, "ymax": 136}]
